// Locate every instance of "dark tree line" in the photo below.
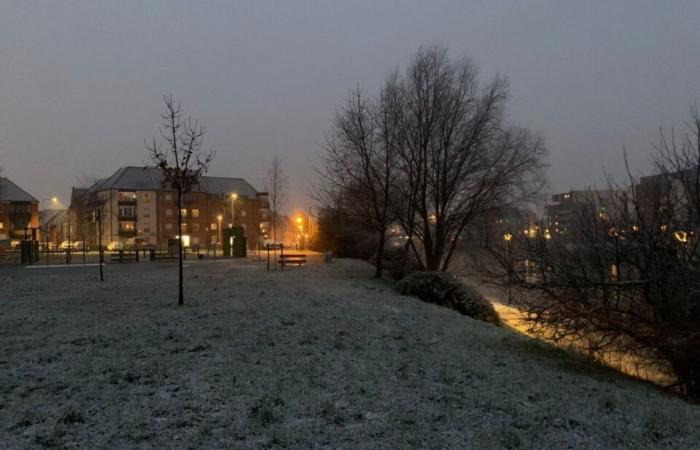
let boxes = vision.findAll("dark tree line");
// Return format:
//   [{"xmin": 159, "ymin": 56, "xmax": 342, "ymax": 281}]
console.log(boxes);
[
  {"xmin": 317, "ymin": 46, "xmax": 547, "ymax": 277},
  {"xmin": 483, "ymin": 106, "xmax": 700, "ymax": 398}
]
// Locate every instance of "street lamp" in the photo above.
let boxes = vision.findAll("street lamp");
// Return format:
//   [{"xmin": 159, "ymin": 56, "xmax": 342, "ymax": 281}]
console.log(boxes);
[
  {"xmin": 504, "ymin": 232, "xmax": 513, "ymax": 305},
  {"xmin": 217, "ymin": 214, "xmax": 223, "ymax": 245},
  {"xmin": 230, "ymin": 193, "xmax": 238, "ymax": 226},
  {"xmin": 41, "ymin": 197, "xmax": 58, "ymax": 265}
]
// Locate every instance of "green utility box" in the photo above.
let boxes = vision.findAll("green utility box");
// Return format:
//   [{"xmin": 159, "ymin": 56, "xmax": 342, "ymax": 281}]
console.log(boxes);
[
  {"xmin": 167, "ymin": 238, "xmax": 180, "ymax": 255},
  {"xmin": 21, "ymin": 240, "xmax": 39, "ymax": 265},
  {"xmin": 223, "ymin": 226, "xmax": 246, "ymax": 257}
]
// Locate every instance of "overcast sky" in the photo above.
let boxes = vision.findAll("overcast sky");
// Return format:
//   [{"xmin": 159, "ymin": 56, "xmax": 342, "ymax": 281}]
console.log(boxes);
[{"xmin": 1, "ymin": 0, "xmax": 699, "ymax": 211}]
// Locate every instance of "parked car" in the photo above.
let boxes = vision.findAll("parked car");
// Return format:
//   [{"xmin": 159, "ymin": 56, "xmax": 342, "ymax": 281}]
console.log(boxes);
[{"xmin": 59, "ymin": 241, "xmax": 88, "ymax": 251}]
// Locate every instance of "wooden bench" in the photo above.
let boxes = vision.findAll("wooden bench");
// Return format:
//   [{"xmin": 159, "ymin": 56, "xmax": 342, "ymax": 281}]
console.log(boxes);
[
  {"xmin": 146, "ymin": 249, "xmax": 177, "ymax": 261},
  {"xmin": 110, "ymin": 251, "xmax": 139, "ymax": 262},
  {"xmin": 279, "ymin": 253, "xmax": 307, "ymax": 268}
]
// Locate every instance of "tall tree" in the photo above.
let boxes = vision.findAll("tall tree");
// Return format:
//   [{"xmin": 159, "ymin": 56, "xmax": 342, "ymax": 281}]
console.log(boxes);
[
  {"xmin": 267, "ymin": 155, "xmax": 288, "ymax": 243},
  {"xmin": 396, "ymin": 46, "xmax": 547, "ymax": 271},
  {"xmin": 146, "ymin": 94, "xmax": 215, "ymax": 305}
]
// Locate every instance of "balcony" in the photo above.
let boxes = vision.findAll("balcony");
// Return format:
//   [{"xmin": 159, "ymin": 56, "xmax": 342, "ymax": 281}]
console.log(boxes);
[
  {"xmin": 118, "ymin": 213, "xmax": 137, "ymax": 221},
  {"xmin": 118, "ymin": 229, "xmax": 137, "ymax": 238}
]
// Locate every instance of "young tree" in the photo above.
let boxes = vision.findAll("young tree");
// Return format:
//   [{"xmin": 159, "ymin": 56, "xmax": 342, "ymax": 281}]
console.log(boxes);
[
  {"xmin": 267, "ymin": 155, "xmax": 288, "ymax": 243},
  {"xmin": 146, "ymin": 94, "xmax": 215, "ymax": 305}
]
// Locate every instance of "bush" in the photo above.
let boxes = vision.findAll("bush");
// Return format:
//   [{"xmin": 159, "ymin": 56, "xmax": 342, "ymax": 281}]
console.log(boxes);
[
  {"xmin": 396, "ymin": 271, "xmax": 500, "ymax": 325},
  {"xmin": 370, "ymin": 245, "xmax": 423, "ymax": 280}
]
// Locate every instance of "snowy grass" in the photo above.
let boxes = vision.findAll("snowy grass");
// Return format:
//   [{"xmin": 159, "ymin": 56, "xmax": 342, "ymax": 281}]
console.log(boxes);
[{"xmin": 1, "ymin": 258, "xmax": 698, "ymax": 448}]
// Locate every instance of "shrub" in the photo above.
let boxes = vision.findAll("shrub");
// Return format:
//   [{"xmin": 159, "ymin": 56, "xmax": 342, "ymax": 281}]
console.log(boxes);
[
  {"xmin": 370, "ymin": 245, "xmax": 423, "ymax": 280},
  {"xmin": 396, "ymin": 271, "xmax": 500, "ymax": 325}
]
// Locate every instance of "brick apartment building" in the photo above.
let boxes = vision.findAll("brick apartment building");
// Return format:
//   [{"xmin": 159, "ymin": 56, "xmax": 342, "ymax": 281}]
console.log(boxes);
[
  {"xmin": 0, "ymin": 177, "xmax": 40, "ymax": 247},
  {"xmin": 70, "ymin": 167, "xmax": 270, "ymax": 250}
]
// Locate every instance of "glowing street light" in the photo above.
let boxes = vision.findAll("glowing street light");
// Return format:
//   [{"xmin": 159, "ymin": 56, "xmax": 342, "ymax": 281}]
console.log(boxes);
[
  {"xmin": 503, "ymin": 232, "xmax": 512, "ymax": 242},
  {"xmin": 40, "ymin": 197, "xmax": 59, "ymax": 266},
  {"xmin": 230, "ymin": 193, "xmax": 238, "ymax": 226},
  {"xmin": 217, "ymin": 214, "xmax": 223, "ymax": 245},
  {"xmin": 674, "ymin": 230, "xmax": 689, "ymax": 243}
]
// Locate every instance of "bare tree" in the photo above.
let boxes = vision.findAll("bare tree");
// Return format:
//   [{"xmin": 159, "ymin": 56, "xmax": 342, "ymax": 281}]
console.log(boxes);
[
  {"xmin": 267, "ymin": 155, "xmax": 288, "ymax": 243},
  {"xmin": 482, "ymin": 107, "xmax": 700, "ymax": 397},
  {"xmin": 315, "ymin": 46, "xmax": 546, "ymax": 275},
  {"xmin": 396, "ymin": 46, "xmax": 547, "ymax": 271},
  {"xmin": 146, "ymin": 94, "xmax": 215, "ymax": 305},
  {"xmin": 318, "ymin": 79, "xmax": 400, "ymax": 278}
]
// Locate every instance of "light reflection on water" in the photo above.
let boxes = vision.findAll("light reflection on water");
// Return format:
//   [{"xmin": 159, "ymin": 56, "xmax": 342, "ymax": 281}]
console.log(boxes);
[{"xmin": 490, "ymin": 300, "xmax": 674, "ymax": 386}]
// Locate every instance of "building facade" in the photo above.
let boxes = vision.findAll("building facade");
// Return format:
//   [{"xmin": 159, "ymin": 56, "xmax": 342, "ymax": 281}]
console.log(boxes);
[
  {"xmin": 545, "ymin": 189, "xmax": 621, "ymax": 238},
  {"xmin": 70, "ymin": 167, "xmax": 269, "ymax": 250},
  {"xmin": 0, "ymin": 178, "xmax": 40, "ymax": 247}
]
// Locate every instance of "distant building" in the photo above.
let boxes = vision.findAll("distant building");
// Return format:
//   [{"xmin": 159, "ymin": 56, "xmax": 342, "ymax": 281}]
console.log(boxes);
[
  {"xmin": 463, "ymin": 205, "xmax": 539, "ymax": 244},
  {"xmin": 70, "ymin": 167, "xmax": 270, "ymax": 250},
  {"xmin": 634, "ymin": 172, "xmax": 699, "ymax": 228},
  {"xmin": 0, "ymin": 177, "xmax": 40, "ymax": 246},
  {"xmin": 545, "ymin": 189, "xmax": 621, "ymax": 238},
  {"xmin": 40, "ymin": 209, "xmax": 70, "ymax": 247}
]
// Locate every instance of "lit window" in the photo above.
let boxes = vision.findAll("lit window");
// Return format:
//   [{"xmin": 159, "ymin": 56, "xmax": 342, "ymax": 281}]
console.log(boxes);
[
  {"xmin": 0, "ymin": 222, "xmax": 3, "ymax": 230},
  {"xmin": 192, "ymin": 223, "xmax": 200, "ymax": 232},
  {"xmin": 192, "ymin": 209, "xmax": 200, "ymax": 218},
  {"xmin": 211, "ymin": 223, "xmax": 218, "ymax": 231},
  {"xmin": 119, "ymin": 192, "xmax": 137, "ymax": 202},
  {"xmin": 181, "ymin": 223, "xmax": 188, "ymax": 231},
  {"xmin": 181, "ymin": 209, "xmax": 188, "ymax": 217},
  {"xmin": 165, "ymin": 193, "xmax": 172, "ymax": 201},
  {"xmin": 142, "ymin": 193, "xmax": 150, "ymax": 202},
  {"xmin": 241, "ymin": 210, "xmax": 246, "ymax": 217},
  {"xmin": 165, "ymin": 209, "xmax": 172, "ymax": 217}
]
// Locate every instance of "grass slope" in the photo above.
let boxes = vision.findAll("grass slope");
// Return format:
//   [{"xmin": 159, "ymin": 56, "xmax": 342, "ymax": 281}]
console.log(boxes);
[{"xmin": 1, "ymin": 258, "xmax": 698, "ymax": 449}]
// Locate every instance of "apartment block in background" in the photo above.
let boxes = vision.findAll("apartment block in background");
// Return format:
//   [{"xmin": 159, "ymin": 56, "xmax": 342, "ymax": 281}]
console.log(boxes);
[
  {"xmin": 0, "ymin": 177, "xmax": 40, "ymax": 247},
  {"xmin": 70, "ymin": 166, "xmax": 270, "ymax": 250}
]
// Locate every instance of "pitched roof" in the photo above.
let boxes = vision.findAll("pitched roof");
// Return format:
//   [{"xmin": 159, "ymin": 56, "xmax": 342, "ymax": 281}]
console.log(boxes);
[
  {"xmin": 0, "ymin": 178, "xmax": 39, "ymax": 203},
  {"xmin": 198, "ymin": 176, "xmax": 259, "ymax": 198},
  {"xmin": 96, "ymin": 166, "xmax": 164, "ymax": 191},
  {"xmin": 89, "ymin": 166, "xmax": 261, "ymax": 198}
]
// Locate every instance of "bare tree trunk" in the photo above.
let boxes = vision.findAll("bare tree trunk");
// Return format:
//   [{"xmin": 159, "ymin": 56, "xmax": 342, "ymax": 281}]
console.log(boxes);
[
  {"xmin": 374, "ymin": 228, "xmax": 387, "ymax": 278},
  {"xmin": 97, "ymin": 207, "xmax": 104, "ymax": 281},
  {"xmin": 177, "ymin": 189, "xmax": 184, "ymax": 306}
]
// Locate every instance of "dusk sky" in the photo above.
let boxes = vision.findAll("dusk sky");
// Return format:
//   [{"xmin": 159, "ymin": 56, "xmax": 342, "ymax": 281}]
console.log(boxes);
[{"xmin": 2, "ymin": 0, "xmax": 699, "ymax": 211}]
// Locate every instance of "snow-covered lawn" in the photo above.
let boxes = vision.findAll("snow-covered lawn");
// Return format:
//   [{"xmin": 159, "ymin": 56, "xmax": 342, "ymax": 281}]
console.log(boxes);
[{"xmin": 1, "ymin": 258, "xmax": 698, "ymax": 448}]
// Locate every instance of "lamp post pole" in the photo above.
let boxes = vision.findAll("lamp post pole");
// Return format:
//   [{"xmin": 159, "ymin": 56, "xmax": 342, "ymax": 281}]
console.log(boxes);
[
  {"xmin": 217, "ymin": 214, "xmax": 222, "ymax": 257},
  {"xmin": 41, "ymin": 197, "xmax": 57, "ymax": 266},
  {"xmin": 230, "ymin": 193, "xmax": 238, "ymax": 226},
  {"xmin": 504, "ymin": 232, "xmax": 513, "ymax": 305}
]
